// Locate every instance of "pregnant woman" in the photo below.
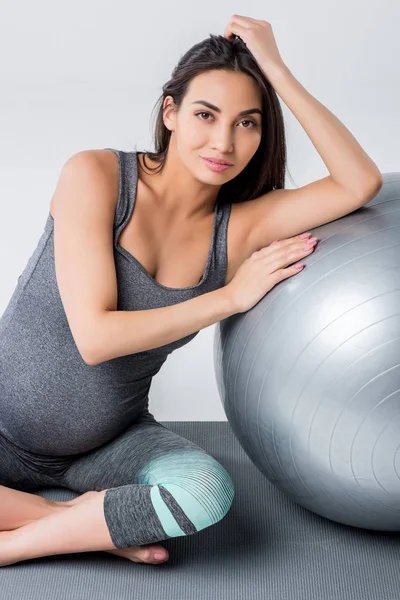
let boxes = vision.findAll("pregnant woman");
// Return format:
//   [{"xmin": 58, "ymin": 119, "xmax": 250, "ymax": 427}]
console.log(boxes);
[{"xmin": 0, "ymin": 15, "xmax": 382, "ymax": 567}]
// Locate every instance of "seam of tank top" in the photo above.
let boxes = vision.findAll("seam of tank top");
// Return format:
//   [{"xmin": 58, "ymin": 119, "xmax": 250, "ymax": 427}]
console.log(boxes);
[{"xmin": 112, "ymin": 149, "xmax": 224, "ymax": 292}]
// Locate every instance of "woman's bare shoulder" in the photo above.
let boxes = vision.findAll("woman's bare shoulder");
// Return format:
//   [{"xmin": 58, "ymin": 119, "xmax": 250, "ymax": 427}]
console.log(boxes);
[{"xmin": 49, "ymin": 150, "xmax": 119, "ymax": 218}]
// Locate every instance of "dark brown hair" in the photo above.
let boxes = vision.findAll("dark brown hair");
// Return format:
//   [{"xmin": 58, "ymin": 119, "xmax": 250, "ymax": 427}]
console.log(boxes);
[{"xmin": 137, "ymin": 33, "xmax": 295, "ymax": 205}]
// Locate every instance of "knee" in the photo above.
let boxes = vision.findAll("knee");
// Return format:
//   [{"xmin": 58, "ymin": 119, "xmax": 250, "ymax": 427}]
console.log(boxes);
[{"xmin": 155, "ymin": 455, "xmax": 235, "ymax": 534}]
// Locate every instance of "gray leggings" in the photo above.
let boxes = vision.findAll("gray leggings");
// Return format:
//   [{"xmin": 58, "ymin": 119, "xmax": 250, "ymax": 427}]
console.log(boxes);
[{"xmin": 0, "ymin": 410, "xmax": 235, "ymax": 548}]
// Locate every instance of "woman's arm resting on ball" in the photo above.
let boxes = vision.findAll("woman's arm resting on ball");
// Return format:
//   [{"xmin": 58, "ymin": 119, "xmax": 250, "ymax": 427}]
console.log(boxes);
[{"xmin": 242, "ymin": 175, "xmax": 383, "ymax": 253}]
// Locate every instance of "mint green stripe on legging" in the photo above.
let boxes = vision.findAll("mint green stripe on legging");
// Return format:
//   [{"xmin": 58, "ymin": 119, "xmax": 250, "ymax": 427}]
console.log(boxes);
[
  {"xmin": 139, "ymin": 449, "xmax": 234, "ymax": 538},
  {"xmin": 150, "ymin": 485, "xmax": 186, "ymax": 537}
]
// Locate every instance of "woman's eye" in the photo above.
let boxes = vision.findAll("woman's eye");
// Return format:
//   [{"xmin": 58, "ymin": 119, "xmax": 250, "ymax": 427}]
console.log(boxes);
[
  {"xmin": 196, "ymin": 112, "xmax": 214, "ymax": 122},
  {"xmin": 195, "ymin": 112, "xmax": 258, "ymax": 128}
]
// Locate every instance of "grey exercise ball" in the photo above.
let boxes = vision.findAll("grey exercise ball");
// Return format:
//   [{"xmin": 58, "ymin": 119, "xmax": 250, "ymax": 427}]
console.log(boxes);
[{"xmin": 214, "ymin": 172, "xmax": 400, "ymax": 531}]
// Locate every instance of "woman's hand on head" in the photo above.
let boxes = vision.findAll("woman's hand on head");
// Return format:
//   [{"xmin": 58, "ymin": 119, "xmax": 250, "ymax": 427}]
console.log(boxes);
[{"xmin": 223, "ymin": 14, "xmax": 287, "ymax": 79}]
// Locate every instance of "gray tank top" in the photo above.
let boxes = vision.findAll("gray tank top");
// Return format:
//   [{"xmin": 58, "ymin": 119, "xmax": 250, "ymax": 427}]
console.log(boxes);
[{"xmin": 0, "ymin": 148, "xmax": 232, "ymax": 456}]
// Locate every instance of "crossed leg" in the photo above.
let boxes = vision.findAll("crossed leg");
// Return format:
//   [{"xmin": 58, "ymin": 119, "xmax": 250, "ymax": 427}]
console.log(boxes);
[{"xmin": 0, "ymin": 413, "xmax": 234, "ymax": 567}]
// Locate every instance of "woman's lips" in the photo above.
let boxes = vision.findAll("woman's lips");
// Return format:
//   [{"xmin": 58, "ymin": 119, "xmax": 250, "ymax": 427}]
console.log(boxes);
[{"xmin": 201, "ymin": 157, "xmax": 232, "ymax": 172}]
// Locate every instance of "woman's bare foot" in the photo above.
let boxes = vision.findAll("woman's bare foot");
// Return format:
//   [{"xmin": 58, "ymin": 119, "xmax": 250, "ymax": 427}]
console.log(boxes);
[{"xmin": 107, "ymin": 543, "xmax": 169, "ymax": 565}]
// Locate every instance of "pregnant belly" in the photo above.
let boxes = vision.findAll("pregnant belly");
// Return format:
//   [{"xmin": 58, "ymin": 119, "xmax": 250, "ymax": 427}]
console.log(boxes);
[{"xmin": 0, "ymin": 375, "xmax": 151, "ymax": 456}]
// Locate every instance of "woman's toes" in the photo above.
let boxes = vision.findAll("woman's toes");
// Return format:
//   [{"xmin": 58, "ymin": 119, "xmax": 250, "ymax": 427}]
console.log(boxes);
[
  {"xmin": 107, "ymin": 543, "xmax": 169, "ymax": 564},
  {"xmin": 152, "ymin": 549, "xmax": 169, "ymax": 562},
  {"xmin": 139, "ymin": 544, "xmax": 169, "ymax": 563}
]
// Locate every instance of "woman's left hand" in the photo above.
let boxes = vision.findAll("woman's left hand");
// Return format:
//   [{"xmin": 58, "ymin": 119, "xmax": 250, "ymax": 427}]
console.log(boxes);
[{"xmin": 223, "ymin": 14, "xmax": 287, "ymax": 79}]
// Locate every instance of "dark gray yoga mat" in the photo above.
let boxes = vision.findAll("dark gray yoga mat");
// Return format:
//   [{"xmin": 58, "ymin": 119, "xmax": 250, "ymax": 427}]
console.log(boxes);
[{"xmin": 1, "ymin": 421, "xmax": 399, "ymax": 600}]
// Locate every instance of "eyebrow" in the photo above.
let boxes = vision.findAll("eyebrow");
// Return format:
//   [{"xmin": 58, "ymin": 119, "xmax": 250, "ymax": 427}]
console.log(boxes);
[{"xmin": 191, "ymin": 100, "xmax": 262, "ymax": 117}]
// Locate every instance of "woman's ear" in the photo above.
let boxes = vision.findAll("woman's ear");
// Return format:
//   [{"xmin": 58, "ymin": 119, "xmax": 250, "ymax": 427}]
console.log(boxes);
[{"xmin": 163, "ymin": 96, "xmax": 177, "ymax": 131}]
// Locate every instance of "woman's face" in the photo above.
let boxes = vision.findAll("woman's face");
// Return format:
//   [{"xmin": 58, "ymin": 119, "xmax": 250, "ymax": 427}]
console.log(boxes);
[{"xmin": 164, "ymin": 69, "xmax": 263, "ymax": 184}]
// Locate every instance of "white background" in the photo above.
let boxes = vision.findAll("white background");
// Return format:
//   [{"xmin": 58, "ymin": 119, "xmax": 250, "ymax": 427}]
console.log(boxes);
[{"xmin": 0, "ymin": 0, "xmax": 398, "ymax": 420}]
